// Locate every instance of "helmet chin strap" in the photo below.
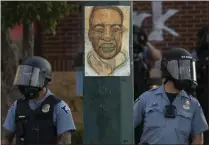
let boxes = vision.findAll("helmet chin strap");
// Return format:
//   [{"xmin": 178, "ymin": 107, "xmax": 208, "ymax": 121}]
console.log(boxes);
[
  {"xmin": 19, "ymin": 86, "xmax": 41, "ymax": 100},
  {"xmin": 172, "ymin": 79, "xmax": 184, "ymax": 90},
  {"xmin": 164, "ymin": 77, "xmax": 197, "ymax": 96},
  {"xmin": 25, "ymin": 88, "xmax": 41, "ymax": 100}
]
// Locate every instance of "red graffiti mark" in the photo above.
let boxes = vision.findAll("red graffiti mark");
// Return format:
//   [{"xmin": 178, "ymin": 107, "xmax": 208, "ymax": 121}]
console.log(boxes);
[
  {"xmin": 10, "ymin": 23, "xmax": 37, "ymax": 41},
  {"xmin": 10, "ymin": 24, "xmax": 23, "ymax": 40}
]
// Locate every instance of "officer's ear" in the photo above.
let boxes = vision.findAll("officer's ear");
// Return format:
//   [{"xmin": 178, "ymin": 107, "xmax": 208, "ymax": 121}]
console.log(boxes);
[
  {"xmin": 40, "ymin": 87, "xmax": 47, "ymax": 96},
  {"xmin": 45, "ymin": 80, "xmax": 52, "ymax": 89},
  {"xmin": 43, "ymin": 78, "xmax": 52, "ymax": 89}
]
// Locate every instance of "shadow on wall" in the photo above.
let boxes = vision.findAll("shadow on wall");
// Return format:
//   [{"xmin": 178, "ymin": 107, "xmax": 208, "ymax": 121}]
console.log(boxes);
[{"xmin": 48, "ymin": 72, "xmax": 83, "ymax": 124}]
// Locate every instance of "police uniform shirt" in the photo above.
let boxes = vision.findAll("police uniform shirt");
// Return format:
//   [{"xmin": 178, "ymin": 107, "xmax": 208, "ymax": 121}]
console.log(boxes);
[
  {"xmin": 3, "ymin": 89, "xmax": 76, "ymax": 135},
  {"xmin": 134, "ymin": 85, "xmax": 209, "ymax": 144}
]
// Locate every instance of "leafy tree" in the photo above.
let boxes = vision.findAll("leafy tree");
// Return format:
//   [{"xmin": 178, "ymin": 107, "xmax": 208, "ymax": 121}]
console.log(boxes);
[
  {"xmin": 1, "ymin": 2, "xmax": 74, "ymax": 137},
  {"xmin": 1, "ymin": 1, "xmax": 72, "ymax": 33}
]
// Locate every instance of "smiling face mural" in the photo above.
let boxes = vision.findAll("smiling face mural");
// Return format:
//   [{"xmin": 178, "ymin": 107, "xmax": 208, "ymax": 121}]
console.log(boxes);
[{"xmin": 88, "ymin": 6, "xmax": 123, "ymax": 60}]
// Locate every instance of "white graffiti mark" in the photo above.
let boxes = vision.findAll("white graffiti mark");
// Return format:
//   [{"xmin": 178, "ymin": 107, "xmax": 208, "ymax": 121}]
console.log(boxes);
[
  {"xmin": 133, "ymin": 1, "xmax": 179, "ymax": 41},
  {"xmin": 133, "ymin": 12, "xmax": 151, "ymax": 28}
]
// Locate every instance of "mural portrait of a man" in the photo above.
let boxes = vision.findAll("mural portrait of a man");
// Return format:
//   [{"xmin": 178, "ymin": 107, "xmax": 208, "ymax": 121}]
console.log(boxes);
[{"xmin": 85, "ymin": 6, "xmax": 130, "ymax": 76}]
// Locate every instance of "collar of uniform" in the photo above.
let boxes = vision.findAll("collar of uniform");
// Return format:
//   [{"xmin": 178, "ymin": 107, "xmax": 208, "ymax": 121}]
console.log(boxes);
[
  {"xmin": 179, "ymin": 89, "xmax": 190, "ymax": 99},
  {"xmin": 153, "ymin": 85, "xmax": 165, "ymax": 95},
  {"xmin": 154, "ymin": 85, "xmax": 190, "ymax": 99}
]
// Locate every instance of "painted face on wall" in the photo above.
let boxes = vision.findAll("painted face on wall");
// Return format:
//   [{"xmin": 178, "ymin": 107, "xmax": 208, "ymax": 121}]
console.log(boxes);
[{"xmin": 89, "ymin": 8, "xmax": 123, "ymax": 60}]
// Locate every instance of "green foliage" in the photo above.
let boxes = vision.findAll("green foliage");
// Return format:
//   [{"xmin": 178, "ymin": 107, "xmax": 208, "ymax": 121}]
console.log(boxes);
[
  {"xmin": 72, "ymin": 123, "xmax": 83, "ymax": 144},
  {"xmin": 1, "ymin": 1, "xmax": 72, "ymax": 34}
]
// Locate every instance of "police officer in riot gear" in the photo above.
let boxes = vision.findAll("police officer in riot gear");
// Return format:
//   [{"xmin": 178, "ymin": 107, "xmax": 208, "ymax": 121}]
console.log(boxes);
[
  {"xmin": 16, "ymin": 56, "xmax": 52, "ymax": 100},
  {"xmin": 133, "ymin": 25, "xmax": 162, "ymax": 101},
  {"xmin": 191, "ymin": 27, "xmax": 208, "ymax": 91},
  {"xmin": 2, "ymin": 56, "xmax": 76, "ymax": 145},
  {"xmin": 161, "ymin": 48, "xmax": 198, "ymax": 95},
  {"xmin": 134, "ymin": 48, "xmax": 208, "ymax": 144},
  {"xmin": 133, "ymin": 25, "xmax": 149, "ymax": 100},
  {"xmin": 133, "ymin": 25, "xmax": 162, "ymax": 144},
  {"xmin": 191, "ymin": 26, "xmax": 209, "ymax": 143},
  {"xmin": 194, "ymin": 27, "xmax": 209, "ymax": 61}
]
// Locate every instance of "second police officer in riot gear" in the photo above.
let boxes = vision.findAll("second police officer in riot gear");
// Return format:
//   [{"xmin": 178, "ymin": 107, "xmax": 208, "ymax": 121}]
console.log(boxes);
[
  {"xmin": 191, "ymin": 26, "xmax": 209, "ymax": 143},
  {"xmin": 2, "ymin": 56, "xmax": 76, "ymax": 145},
  {"xmin": 134, "ymin": 48, "xmax": 208, "ymax": 144},
  {"xmin": 133, "ymin": 25, "xmax": 162, "ymax": 100}
]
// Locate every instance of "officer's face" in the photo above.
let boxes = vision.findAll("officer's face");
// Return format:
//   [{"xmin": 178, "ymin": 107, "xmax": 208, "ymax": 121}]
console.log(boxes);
[{"xmin": 89, "ymin": 8, "xmax": 123, "ymax": 59}]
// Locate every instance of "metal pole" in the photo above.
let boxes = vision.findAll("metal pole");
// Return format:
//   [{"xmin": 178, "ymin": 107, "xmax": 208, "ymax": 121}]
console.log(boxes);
[{"xmin": 83, "ymin": 1, "xmax": 133, "ymax": 144}]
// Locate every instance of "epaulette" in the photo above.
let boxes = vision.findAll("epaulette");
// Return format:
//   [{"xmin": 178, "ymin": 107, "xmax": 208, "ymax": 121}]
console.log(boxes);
[
  {"xmin": 134, "ymin": 96, "xmax": 141, "ymax": 103},
  {"xmin": 134, "ymin": 87, "xmax": 160, "ymax": 103}
]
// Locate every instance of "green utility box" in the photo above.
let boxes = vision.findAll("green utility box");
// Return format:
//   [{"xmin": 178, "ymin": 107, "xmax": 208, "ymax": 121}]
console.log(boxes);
[{"xmin": 83, "ymin": 1, "xmax": 134, "ymax": 144}]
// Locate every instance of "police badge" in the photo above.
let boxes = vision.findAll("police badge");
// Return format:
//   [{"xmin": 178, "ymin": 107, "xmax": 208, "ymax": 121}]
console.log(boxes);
[
  {"xmin": 183, "ymin": 100, "xmax": 190, "ymax": 110},
  {"xmin": 42, "ymin": 104, "xmax": 50, "ymax": 113}
]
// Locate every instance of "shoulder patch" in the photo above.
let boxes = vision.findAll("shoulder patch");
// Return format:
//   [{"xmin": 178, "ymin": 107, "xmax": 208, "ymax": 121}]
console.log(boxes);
[{"xmin": 61, "ymin": 105, "xmax": 70, "ymax": 114}]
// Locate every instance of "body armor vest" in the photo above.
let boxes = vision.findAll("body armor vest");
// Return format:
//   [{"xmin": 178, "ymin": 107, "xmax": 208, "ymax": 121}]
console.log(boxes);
[{"xmin": 15, "ymin": 95, "xmax": 61, "ymax": 145}]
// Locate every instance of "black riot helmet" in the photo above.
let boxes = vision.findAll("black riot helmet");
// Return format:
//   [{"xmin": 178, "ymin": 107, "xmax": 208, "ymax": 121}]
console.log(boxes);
[
  {"xmin": 133, "ymin": 25, "xmax": 148, "ymax": 63},
  {"xmin": 13, "ymin": 56, "xmax": 52, "ymax": 99},
  {"xmin": 161, "ymin": 48, "xmax": 198, "ymax": 94},
  {"xmin": 133, "ymin": 25, "xmax": 148, "ymax": 54},
  {"xmin": 196, "ymin": 27, "xmax": 209, "ymax": 60}
]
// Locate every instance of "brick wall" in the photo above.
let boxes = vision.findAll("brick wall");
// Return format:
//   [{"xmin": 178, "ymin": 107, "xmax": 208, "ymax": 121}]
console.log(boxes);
[
  {"xmin": 134, "ymin": 1, "xmax": 209, "ymax": 51},
  {"xmin": 40, "ymin": 1, "xmax": 209, "ymax": 71},
  {"xmin": 41, "ymin": 4, "xmax": 83, "ymax": 71}
]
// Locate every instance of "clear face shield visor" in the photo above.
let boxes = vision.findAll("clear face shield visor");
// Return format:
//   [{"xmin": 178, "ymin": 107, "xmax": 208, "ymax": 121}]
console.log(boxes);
[
  {"xmin": 166, "ymin": 59, "xmax": 197, "ymax": 82},
  {"xmin": 13, "ymin": 65, "xmax": 46, "ymax": 88}
]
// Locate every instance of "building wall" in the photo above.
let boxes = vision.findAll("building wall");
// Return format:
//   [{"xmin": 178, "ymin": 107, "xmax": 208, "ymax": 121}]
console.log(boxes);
[
  {"xmin": 40, "ymin": 1, "xmax": 209, "ymax": 123},
  {"xmin": 41, "ymin": 11, "xmax": 83, "ymax": 71},
  {"xmin": 48, "ymin": 72, "xmax": 83, "ymax": 124},
  {"xmin": 41, "ymin": 1, "xmax": 209, "ymax": 71},
  {"xmin": 133, "ymin": 1, "xmax": 209, "ymax": 51}
]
